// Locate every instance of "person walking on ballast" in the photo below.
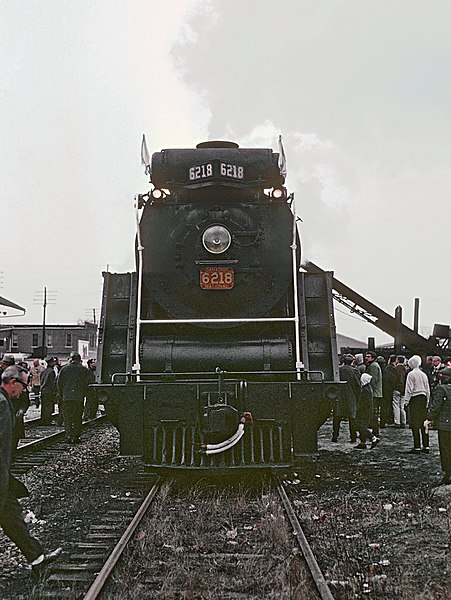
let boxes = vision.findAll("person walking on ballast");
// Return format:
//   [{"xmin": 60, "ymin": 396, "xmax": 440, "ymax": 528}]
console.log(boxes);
[{"xmin": 0, "ymin": 365, "xmax": 62, "ymax": 578}]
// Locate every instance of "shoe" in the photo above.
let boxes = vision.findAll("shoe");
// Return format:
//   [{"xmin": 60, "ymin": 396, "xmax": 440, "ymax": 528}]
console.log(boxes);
[
  {"xmin": 331, "ymin": 437, "xmax": 338, "ymax": 442},
  {"xmin": 407, "ymin": 448, "xmax": 421, "ymax": 454},
  {"xmin": 354, "ymin": 443, "xmax": 367, "ymax": 449},
  {"xmin": 371, "ymin": 437, "xmax": 380, "ymax": 449},
  {"xmin": 31, "ymin": 547, "xmax": 62, "ymax": 580},
  {"xmin": 350, "ymin": 438, "xmax": 357, "ymax": 444},
  {"xmin": 421, "ymin": 447, "xmax": 430, "ymax": 453}
]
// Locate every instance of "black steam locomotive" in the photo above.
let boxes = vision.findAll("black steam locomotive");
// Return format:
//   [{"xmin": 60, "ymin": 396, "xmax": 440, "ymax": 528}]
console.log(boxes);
[{"xmin": 96, "ymin": 140, "xmax": 341, "ymax": 470}]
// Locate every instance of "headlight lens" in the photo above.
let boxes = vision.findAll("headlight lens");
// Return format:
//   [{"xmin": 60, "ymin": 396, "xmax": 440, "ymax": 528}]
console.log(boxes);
[{"xmin": 202, "ymin": 225, "xmax": 231, "ymax": 254}]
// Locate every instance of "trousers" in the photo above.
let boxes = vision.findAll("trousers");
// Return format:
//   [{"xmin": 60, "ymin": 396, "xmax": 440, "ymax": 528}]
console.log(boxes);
[
  {"xmin": 60, "ymin": 400, "xmax": 84, "ymax": 441},
  {"xmin": 0, "ymin": 493, "xmax": 44, "ymax": 562},
  {"xmin": 392, "ymin": 391, "xmax": 406, "ymax": 426},
  {"xmin": 438, "ymin": 430, "xmax": 451, "ymax": 475}
]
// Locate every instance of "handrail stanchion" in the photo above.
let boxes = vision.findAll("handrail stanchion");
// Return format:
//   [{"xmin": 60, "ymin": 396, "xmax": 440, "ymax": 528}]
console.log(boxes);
[
  {"xmin": 290, "ymin": 197, "xmax": 303, "ymax": 381},
  {"xmin": 134, "ymin": 200, "xmax": 144, "ymax": 381}
]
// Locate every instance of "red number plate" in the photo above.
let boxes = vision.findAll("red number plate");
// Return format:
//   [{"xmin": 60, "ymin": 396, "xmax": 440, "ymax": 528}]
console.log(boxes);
[{"xmin": 200, "ymin": 267, "xmax": 234, "ymax": 289}]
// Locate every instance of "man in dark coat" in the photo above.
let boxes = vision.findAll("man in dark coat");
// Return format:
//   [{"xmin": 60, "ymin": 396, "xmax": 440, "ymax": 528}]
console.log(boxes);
[
  {"xmin": 57, "ymin": 353, "xmax": 91, "ymax": 443},
  {"xmin": 333, "ymin": 354, "xmax": 360, "ymax": 443},
  {"xmin": 381, "ymin": 355, "xmax": 397, "ymax": 426},
  {"xmin": 0, "ymin": 365, "xmax": 61, "ymax": 577},
  {"xmin": 40, "ymin": 357, "xmax": 58, "ymax": 425},
  {"xmin": 425, "ymin": 367, "xmax": 451, "ymax": 485},
  {"xmin": 0, "ymin": 355, "xmax": 29, "ymax": 449},
  {"xmin": 365, "ymin": 351, "xmax": 383, "ymax": 435}
]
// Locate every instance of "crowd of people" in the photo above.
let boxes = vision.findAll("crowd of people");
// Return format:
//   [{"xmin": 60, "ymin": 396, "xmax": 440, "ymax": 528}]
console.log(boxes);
[
  {"xmin": 0, "ymin": 352, "xmax": 98, "ymax": 579},
  {"xmin": 335, "ymin": 351, "xmax": 451, "ymax": 486}
]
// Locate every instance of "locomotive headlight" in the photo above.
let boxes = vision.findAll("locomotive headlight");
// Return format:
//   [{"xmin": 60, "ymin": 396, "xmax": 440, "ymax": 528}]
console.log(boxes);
[{"xmin": 202, "ymin": 225, "xmax": 232, "ymax": 254}]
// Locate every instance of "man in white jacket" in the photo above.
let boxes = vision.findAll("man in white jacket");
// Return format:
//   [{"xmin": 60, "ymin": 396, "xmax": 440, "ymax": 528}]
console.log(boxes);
[{"xmin": 404, "ymin": 355, "xmax": 430, "ymax": 454}]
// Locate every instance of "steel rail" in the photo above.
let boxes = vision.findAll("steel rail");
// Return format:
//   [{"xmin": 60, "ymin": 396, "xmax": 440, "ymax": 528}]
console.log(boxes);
[
  {"xmin": 277, "ymin": 483, "xmax": 335, "ymax": 600},
  {"xmin": 17, "ymin": 415, "xmax": 107, "ymax": 455},
  {"xmin": 82, "ymin": 477, "xmax": 161, "ymax": 600}
]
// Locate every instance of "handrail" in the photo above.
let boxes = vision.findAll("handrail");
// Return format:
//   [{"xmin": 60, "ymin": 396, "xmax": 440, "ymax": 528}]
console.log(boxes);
[{"xmin": 106, "ymin": 369, "xmax": 328, "ymax": 385}]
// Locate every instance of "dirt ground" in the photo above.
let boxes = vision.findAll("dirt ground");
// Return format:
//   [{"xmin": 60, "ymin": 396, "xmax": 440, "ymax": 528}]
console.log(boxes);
[{"xmin": 284, "ymin": 419, "xmax": 450, "ymax": 599}]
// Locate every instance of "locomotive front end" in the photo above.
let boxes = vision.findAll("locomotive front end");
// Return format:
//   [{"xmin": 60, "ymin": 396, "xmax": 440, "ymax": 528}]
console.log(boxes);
[{"xmin": 96, "ymin": 140, "xmax": 341, "ymax": 470}]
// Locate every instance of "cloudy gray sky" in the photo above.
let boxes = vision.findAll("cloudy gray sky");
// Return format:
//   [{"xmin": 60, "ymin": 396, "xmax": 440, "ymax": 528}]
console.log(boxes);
[{"xmin": 1, "ymin": 0, "xmax": 450, "ymax": 346}]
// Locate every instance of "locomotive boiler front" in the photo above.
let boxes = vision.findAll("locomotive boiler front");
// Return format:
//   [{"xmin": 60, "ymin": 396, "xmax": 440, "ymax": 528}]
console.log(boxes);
[{"xmin": 139, "ymin": 145, "xmax": 292, "ymax": 322}]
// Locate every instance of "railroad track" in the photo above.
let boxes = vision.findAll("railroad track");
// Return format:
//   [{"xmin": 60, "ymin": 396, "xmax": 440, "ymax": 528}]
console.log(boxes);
[
  {"xmin": 36, "ymin": 474, "xmax": 334, "ymax": 599},
  {"xmin": 12, "ymin": 416, "xmax": 107, "ymax": 475}
]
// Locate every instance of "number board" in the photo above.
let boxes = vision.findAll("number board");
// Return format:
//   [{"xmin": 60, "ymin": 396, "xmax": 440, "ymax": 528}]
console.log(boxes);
[
  {"xmin": 189, "ymin": 161, "xmax": 244, "ymax": 182},
  {"xmin": 200, "ymin": 267, "xmax": 234, "ymax": 290}
]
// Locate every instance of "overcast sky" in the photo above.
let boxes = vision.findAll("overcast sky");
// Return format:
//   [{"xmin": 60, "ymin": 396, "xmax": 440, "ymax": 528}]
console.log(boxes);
[{"xmin": 1, "ymin": 0, "xmax": 450, "ymax": 347}]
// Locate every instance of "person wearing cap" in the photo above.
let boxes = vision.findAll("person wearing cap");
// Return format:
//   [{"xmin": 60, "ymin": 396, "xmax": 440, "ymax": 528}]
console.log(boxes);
[
  {"xmin": 404, "ymin": 355, "xmax": 430, "ymax": 454},
  {"xmin": 425, "ymin": 367, "xmax": 451, "ymax": 485},
  {"xmin": 0, "ymin": 365, "xmax": 62, "ymax": 578},
  {"xmin": 40, "ymin": 357, "xmax": 58, "ymax": 425},
  {"xmin": 56, "ymin": 353, "xmax": 91, "ymax": 443}
]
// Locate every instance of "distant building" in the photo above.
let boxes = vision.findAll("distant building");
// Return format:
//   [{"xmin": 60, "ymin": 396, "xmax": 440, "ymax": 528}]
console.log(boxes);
[
  {"xmin": 0, "ymin": 322, "xmax": 97, "ymax": 363},
  {"xmin": 336, "ymin": 333, "xmax": 367, "ymax": 353}
]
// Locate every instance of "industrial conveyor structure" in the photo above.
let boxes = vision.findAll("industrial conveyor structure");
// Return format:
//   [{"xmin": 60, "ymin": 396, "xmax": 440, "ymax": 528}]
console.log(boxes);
[{"xmin": 302, "ymin": 261, "xmax": 448, "ymax": 356}]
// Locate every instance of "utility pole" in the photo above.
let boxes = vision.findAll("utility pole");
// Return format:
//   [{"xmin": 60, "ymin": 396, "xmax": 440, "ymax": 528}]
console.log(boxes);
[
  {"xmin": 85, "ymin": 308, "xmax": 98, "ymax": 324},
  {"xmin": 34, "ymin": 288, "xmax": 57, "ymax": 358},
  {"xmin": 42, "ymin": 286, "xmax": 47, "ymax": 359},
  {"xmin": 413, "ymin": 298, "xmax": 420, "ymax": 334}
]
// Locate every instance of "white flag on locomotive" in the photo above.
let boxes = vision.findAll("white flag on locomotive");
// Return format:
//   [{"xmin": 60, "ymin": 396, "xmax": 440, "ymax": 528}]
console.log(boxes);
[
  {"xmin": 141, "ymin": 134, "xmax": 151, "ymax": 177},
  {"xmin": 278, "ymin": 134, "xmax": 287, "ymax": 180}
]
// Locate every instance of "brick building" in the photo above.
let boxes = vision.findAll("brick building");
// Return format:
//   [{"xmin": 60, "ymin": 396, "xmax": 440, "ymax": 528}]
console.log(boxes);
[{"xmin": 0, "ymin": 322, "xmax": 97, "ymax": 363}]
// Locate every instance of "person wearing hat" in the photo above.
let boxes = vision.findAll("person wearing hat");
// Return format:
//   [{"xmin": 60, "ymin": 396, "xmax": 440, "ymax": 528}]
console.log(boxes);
[
  {"xmin": 56, "ymin": 353, "xmax": 91, "ymax": 443},
  {"xmin": 425, "ymin": 367, "xmax": 451, "ymax": 485},
  {"xmin": 0, "ymin": 365, "xmax": 62, "ymax": 577},
  {"xmin": 0, "ymin": 354, "xmax": 15, "ymax": 375},
  {"xmin": 40, "ymin": 357, "xmax": 58, "ymax": 425},
  {"xmin": 0, "ymin": 356, "xmax": 29, "ymax": 449}
]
